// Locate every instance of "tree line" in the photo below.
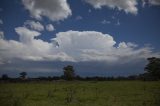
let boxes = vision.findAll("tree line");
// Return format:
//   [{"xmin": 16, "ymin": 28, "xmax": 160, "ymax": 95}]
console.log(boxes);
[{"xmin": 1, "ymin": 57, "xmax": 160, "ymax": 81}]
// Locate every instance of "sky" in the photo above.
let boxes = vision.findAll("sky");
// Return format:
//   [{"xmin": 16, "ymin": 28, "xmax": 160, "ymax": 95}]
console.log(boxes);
[{"xmin": 0, "ymin": 0, "xmax": 160, "ymax": 77}]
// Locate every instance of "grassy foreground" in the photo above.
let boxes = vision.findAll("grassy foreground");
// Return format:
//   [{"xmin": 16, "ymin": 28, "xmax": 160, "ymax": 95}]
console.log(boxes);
[{"xmin": 0, "ymin": 81, "xmax": 160, "ymax": 106}]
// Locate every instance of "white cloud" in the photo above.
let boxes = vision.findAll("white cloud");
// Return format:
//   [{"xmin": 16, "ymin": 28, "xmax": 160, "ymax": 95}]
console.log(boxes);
[
  {"xmin": 84, "ymin": 0, "xmax": 138, "ymax": 14},
  {"xmin": 46, "ymin": 24, "xmax": 55, "ymax": 31},
  {"xmin": 149, "ymin": 0, "xmax": 160, "ymax": 5},
  {"xmin": 24, "ymin": 20, "xmax": 44, "ymax": 31},
  {"xmin": 53, "ymin": 31, "xmax": 159, "ymax": 63},
  {"xmin": 0, "ymin": 30, "xmax": 159, "ymax": 66},
  {"xmin": 101, "ymin": 20, "xmax": 111, "ymax": 24},
  {"xmin": 142, "ymin": 0, "xmax": 160, "ymax": 6},
  {"xmin": 15, "ymin": 27, "xmax": 41, "ymax": 44},
  {"xmin": 0, "ymin": 31, "xmax": 4, "ymax": 39},
  {"xmin": 88, "ymin": 9, "xmax": 92, "ymax": 13},
  {"xmin": 76, "ymin": 16, "xmax": 83, "ymax": 20},
  {"xmin": 0, "ymin": 19, "xmax": 3, "ymax": 24},
  {"xmin": 0, "ymin": 27, "xmax": 74, "ymax": 62},
  {"xmin": 115, "ymin": 19, "xmax": 120, "ymax": 26},
  {"xmin": 22, "ymin": 0, "xmax": 72, "ymax": 21}
]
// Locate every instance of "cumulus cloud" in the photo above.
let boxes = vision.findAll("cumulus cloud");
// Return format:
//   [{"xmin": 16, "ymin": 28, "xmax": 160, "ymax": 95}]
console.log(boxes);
[
  {"xmin": 0, "ymin": 30, "xmax": 159, "ymax": 63},
  {"xmin": 84, "ymin": 0, "xmax": 138, "ymax": 14},
  {"xmin": 0, "ymin": 29, "xmax": 74, "ymax": 63},
  {"xmin": 22, "ymin": 0, "xmax": 72, "ymax": 21},
  {"xmin": 46, "ymin": 24, "xmax": 55, "ymax": 31},
  {"xmin": 0, "ymin": 30, "xmax": 159, "ymax": 74},
  {"xmin": 15, "ymin": 27, "xmax": 41, "ymax": 43},
  {"xmin": 24, "ymin": 20, "xmax": 44, "ymax": 31},
  {"xmin": 54, "ymin": 31, "xmax": 159, "ymax": 63}
]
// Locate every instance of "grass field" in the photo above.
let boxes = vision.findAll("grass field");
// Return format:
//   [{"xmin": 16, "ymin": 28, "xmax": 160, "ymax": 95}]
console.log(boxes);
[{"xmin": 0, "ymin": 81, "xmax": 160, "ymax": 106}]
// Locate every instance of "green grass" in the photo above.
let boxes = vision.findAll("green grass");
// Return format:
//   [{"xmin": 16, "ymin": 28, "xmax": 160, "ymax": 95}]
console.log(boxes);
[{"xmin": 0, "ymin": 81, "xmax": 160, "ymax": 106}]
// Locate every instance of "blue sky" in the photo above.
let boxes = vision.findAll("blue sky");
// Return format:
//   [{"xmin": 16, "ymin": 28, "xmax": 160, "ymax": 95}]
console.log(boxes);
[{"xmin": 0, "ymin": 0, "xmax": 160, "ymax": 77}]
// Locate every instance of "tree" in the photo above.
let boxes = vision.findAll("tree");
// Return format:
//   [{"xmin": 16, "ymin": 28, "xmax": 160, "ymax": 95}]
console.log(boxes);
[
  {"xmin": 63, "ymin": 65, "xmax": 75, "ymax": 80},
  {"xmin": 1, "ymin": 74, "xmax": 9, "ymax": 80},
  {"xmin": 20, "ymin": 72, "xmax": 27, "ymax": 79},
  {"xmin": 145, "ymin": 57, "xmax": 160, "ymax": 80}
]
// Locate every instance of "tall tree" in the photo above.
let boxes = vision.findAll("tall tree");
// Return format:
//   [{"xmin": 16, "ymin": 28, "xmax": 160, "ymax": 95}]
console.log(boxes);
[
  {"xmin": 20, "ymin": 72, "xmax": 27, "ymax": 79},
  {"xmin": 63, "ymin": 65, "xmax": 75, "ymax": 80},
  {"xmin": 145, "ymin": 57, "xmax": 160, "ymax": 80}
]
